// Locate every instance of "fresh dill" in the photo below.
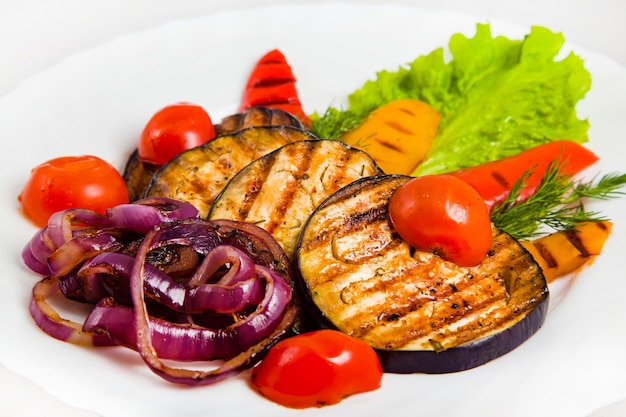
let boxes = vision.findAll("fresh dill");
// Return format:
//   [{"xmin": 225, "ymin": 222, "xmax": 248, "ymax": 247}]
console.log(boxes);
[
  {"xmin": 308, "ymin": 107, "xmax": 367, "ymax": 139},
  {"xmin": 490, "ymin": 161, "xmax": 626, "ymax": 240}
]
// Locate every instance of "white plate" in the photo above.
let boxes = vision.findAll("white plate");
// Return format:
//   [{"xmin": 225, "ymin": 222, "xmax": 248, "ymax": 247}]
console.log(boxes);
[{"xmin": 1, "ymin": 3, "xmax": 625, "ymax": 417}]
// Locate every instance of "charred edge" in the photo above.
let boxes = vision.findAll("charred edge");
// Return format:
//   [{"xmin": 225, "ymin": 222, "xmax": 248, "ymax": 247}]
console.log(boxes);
[
  {"xmin": 250, "ymin": 77, "xmax": 297, "ymax": 89},
  {"xmin": 216, "ymin": 113, "xmax": 245, "ymax": 136},
  {"xmin": 564, "ymin": 228, "xmax": 590, "ymax": 257},
  {"xmin": 270, "ymin": 110, "xmax": 303, "ymax": 129},
  {"xmin": 237, "ymin": 107, "xmax": 299, "ymax": 130},
  {"xmin": 491, "ymin": 171, "xmax": 510, "ymax": 189},
  {"xmin": 534, "ymin": 241, "xmax": 558, "ymax": 268},
  {"xmin": 241, "ymin": 107, "xmax": 273, "ymax": 127},
  {"xmin": 343, "ymin": 204, "xmax": 390, "ymax": 235}
]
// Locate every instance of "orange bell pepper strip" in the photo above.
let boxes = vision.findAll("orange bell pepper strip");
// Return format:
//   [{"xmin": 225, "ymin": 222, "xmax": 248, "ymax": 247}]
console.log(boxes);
[
  {"xmin": 448, "ymin": 140, "xmax": 599, "ymax": 212},
  {"xmin": 339, "ymin": 99, "xmax": 441, "ymax": 175},
  {"xmin": 240, "ymin": 49, "xmax": 310, "ymax": 126},
  {"xmin": 521, "ymin": 220, "xmax": 613, "ymax": 283}
]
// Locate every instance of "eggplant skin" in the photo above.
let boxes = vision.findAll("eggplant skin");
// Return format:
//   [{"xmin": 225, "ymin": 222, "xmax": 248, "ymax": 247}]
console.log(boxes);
[
  {"xmin": 208, "ymin": 139, "xmax": 383, "ymax": 259},
  {"xmin": 122, "ymin": 149, "xmax": 160, "ymax": 202},
  {"xmin": 214, "ymin": 106, "xmax": 303, "ymax": 136},
  {"xmin": 294, "ymin": 174, "xmax": 549, "ymax": 374},
  {"xmin": 376, "ymin": 295, "xmax": 548, "ymax": 373},
  {"xmin": 145, "ymin": 126, "xmax": 316, "ymax": 218},
  {"xmin": 123, "ymin": 107, "xmax": 304, "ymax": 202}
]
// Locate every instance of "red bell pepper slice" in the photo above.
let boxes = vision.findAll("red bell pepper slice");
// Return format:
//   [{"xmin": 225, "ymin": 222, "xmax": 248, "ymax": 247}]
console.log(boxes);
[
  {"xmin": 448, "ymin": 140, "xmax": 599, "ymax": 212},
  {"xmin": 240, "ymin": 49, "xmax": 310, "ymax": 126}
]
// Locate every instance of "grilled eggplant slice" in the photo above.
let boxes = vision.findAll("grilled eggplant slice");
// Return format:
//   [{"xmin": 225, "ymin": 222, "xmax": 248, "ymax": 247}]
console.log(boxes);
[
  {"xmin": 294, "ymin": 174, "xmax": 549, "ymax": 374},
  {"xmin": 145, "ymin": 126, "xmax": 315, "ymax": 217},
  {"xmin": 122, "ymin": 149, "xmax": 161, "ymax": 201},
  {"xmin": 214, "ymin": 106, "xmax": 303, "ymax": 136},
  {"xmin": 123, "ymin": 107, "xmax": 304, "ymax": 203},
  {"xmin": 208, "ymin": 139, "xmax": 383, "ymax": 259}
]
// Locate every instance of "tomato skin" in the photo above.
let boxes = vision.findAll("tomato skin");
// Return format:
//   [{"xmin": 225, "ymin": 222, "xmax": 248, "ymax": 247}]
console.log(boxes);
[
  {"xmin": 19, "ymin": 155, "xmax": 129, "ymax": 228},
  {"xmin": 388, "ymin": 174, "xmax": 492, "ymax": 267},
  {"xmin": 138, "ymin": 103, "xmax": 216, "ymax": 165},
  {"xmin": 251, "ymin": 329, "xmax": 382, "ymax": 409}
]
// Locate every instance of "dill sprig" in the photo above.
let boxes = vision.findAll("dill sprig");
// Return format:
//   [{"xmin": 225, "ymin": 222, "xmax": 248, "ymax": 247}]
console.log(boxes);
[
  {"xmin": 308, "ymin": 107, "xmax": 367, "ymax": 139},
  {"xmin": 491, "ymin": 161, "xmax": 626, "ymax": 240}
]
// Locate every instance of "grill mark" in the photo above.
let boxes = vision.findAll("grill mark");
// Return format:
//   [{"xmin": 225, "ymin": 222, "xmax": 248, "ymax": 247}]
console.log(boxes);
[
  {"xmin": 176, "ymin": 136, "xmax": 253, "ymax": 213},
  {"xmin": 250, "ymin": 77, "xmax": 296, "ymax": 89},
  {"xmin": 234, "ymin": 152, "xmax": 278, "ymax": 221},
  {"xmin": 491, "ymin": 171, "xmax": 510, "ymax": 189},
  {"xmin": 398, "ymin": 107, "xmax": 416, "ymax": 117},
  {"xmin": 355, "ymin": 270, "xmax": 520, "ymax": 350},
  {"xmin": 534, "ymin": 241, "xmax": 558, "ymax": 268},
  {"xmin": 344, "ymin": 263, "xmax": 502, "ymax": 341},
  {"xmin": 375, "ymin": 138, "xmax": 404, "ymax": 153},
  {"xmin": 299, "ymin": 178, "xmax": 403, "ymax": 257},
  {"xmin": 565, "ymin": 228, "xmax": 590, "ymax": 257},
  {"xmin": 152, "ymin": 127, "xmax": 309, "ymax": 218},
  {"xmin": 303, "ymin": 207, "xmax": 547, "ymax": 350},
  {"xmin": 317, "ymin": 142, "xmax": 351, "ymax": 196},
  {"xmin": 211, "ymin": 140, "xmax": 382, "ymax": 260},
  {"xmin": 343, "ymin": 204, "xmax": 390, "ymax": 234},
  {"xmin": 251, "ymin": 98, "xmax": 299, "ymax": 106},
  {"xmin": 254, "ymin": 141, "xmax": 315, "ymax": 235},
  {"xmin": 270, "ymin": 110, "xmax": 301, "ymax": 127},
  {"xmin": 242, "ymin": 106, "xmax": 272, "ymax": 127},
  {"xmin": 385, "ymin": 120, "xmax": 414, "ymax": 136}
]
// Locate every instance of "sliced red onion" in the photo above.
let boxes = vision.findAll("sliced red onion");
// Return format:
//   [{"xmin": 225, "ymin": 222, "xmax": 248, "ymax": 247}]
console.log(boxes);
[
  {"xmin": 47, "ymin": 232, "xmax": 123, "ymax": 279},
  {"xmin": 45, "ymin": 209, "xmax": 109, "ymax": 248},
  {"xmin": 83, "ymin": 264, "xmax": 291, "ymax": 362},
  {"xmin": 127, "ymin": 226, "xmax": 293, "ymax": 384},
  {"xmin": 21, "ymin": 228, "xmax": 53, "ymax": 275},
  {"xmin": 75, "ymin": 252, "xmax": 185, "ymax": 308},
  {"xmin": 29, "ymin": 276, "xmax": 115, "ymax": 347},
  {"xmin": 106, "ymin": 197, "xmax": 200, "ymax": 233},
  {"xmin": 24, "ymin": 199, "xmax": 295, "ymax": 386},
  {"xmin": 22, "ymin": 197, "xmax": 200, "ymax": 276},
  {"xmin": 75, "ymin": 249, "xmax": 264, "ymax": 314}
]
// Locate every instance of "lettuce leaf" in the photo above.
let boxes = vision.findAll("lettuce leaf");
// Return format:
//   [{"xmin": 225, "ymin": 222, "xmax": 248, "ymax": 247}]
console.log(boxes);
[{"xmin": 309, "ymin": 24, "xmax": 592, "ymax": 176}]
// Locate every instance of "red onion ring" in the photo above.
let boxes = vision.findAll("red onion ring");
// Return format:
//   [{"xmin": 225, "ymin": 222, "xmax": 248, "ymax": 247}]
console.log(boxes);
[
  {"xmin": 130, "ymin": 226, "xmax": 292, "ymax": 383},
  {"xmin": 22, "ymin": 197, "xmax": 200, "ymax": 277},
  {"xmin": 29, "ymin": 276, "xmax": 115, "ymax": 347},
  {"xmin": 24, "ymin": 198, "xmax": 296, "ymax": 386}
]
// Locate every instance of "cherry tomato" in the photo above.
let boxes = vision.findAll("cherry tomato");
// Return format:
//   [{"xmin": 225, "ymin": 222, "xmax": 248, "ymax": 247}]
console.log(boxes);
[
  {"xmin": 19, "ymin": 155, "xmax": 129, "ymax": 228},
  {"xmin": 388, "ymin": 174, "xmax": 492, "ymax": 267},
  {"xmin": 138, "ymin": 103, "xmax": 216, "ymax": 165},
  {"xmin": 250, "ymin": 329, "xmax": 382, "ymax": 409}
]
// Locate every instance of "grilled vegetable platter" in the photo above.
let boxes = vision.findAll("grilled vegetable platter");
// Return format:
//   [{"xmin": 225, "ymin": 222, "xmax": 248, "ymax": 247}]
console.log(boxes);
[{"xmin": 4, "ymin": 4, "xmax": 626, "ymax": 417}]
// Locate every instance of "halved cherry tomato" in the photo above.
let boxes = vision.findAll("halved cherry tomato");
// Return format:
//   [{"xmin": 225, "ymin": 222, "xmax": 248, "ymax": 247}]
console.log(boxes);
[
  {"xmin": 250, "ymin": 329, "xmax": 382, "ymax": 409},
  {"xmin": 138, "ymin": 103, "xmax": 216, "ymax": 165},
  {"xmin": 388, "ymin": 174, "xmax": 492, "ymax": 267},
  {"xmin": 19, "ymin": 155, "xmax": 129, "ymax": 228}
]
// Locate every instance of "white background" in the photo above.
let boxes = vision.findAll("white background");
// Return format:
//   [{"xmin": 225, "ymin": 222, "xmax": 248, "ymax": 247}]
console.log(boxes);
[{"xmin": 2, "ymin": 1, "xmax": 625, "ymax": 416}]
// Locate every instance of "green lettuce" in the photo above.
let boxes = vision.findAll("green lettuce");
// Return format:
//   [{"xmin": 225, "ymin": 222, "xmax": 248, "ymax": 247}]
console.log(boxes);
[{"xmin": 309, "ymin": 24, "xmax": 592, "ymax": 176}]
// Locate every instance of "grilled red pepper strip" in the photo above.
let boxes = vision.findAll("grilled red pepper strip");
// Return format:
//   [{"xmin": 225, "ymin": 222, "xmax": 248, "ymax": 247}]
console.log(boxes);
[
  {"xmin": 447, "ymin": 140, "xmax": 599, "ymax": 212},
  {"xmin": 240, "ymin": 49, "xmax": 310, "ymax": 126}
]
